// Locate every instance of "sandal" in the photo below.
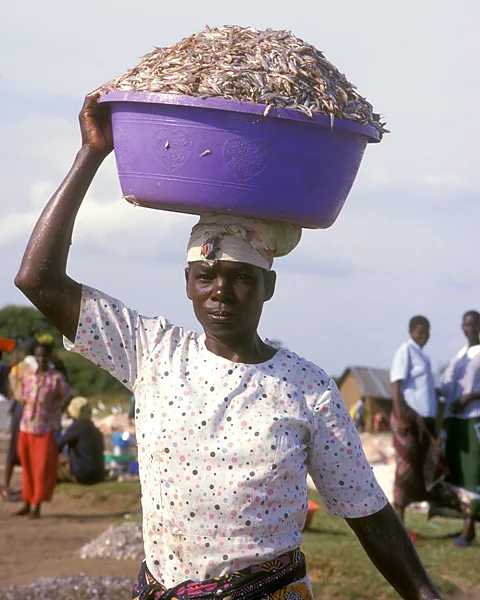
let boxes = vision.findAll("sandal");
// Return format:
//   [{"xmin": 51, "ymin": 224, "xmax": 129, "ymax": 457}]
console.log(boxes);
[
  {"xmin": 1, "ymin": 487, "xmax": 11, "ymax": 500},
  {"xmin": 453, "ymin": 537, "xmax": 473, "ymax": 547},
  {"xmin": 12, "ymin": 505, "xmax": 30, "ymax": 517}
]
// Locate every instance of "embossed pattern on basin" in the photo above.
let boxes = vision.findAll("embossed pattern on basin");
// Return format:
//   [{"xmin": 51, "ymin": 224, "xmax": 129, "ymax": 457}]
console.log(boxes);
[{"xmin": 99, "ymin": 92, "xmax": 380, "ymax": 229}]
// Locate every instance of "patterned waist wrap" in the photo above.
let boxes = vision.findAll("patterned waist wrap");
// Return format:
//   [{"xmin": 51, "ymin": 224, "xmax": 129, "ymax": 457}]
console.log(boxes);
[{"xmin": 132, "ymin": 548, "xmax": 309, "ymax": 600}]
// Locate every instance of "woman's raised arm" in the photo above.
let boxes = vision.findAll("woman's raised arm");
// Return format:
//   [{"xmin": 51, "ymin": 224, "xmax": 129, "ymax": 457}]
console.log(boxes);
[{"xmin": 15, "ymin": 93, "xmax": 113, "ymax": 342}]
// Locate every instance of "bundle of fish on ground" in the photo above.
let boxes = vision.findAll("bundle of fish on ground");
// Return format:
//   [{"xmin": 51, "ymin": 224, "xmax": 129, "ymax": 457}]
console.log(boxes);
[
  {"xmin": 0, "ymin": 576, "xmax": 134, "ymax": 600},
  {"xmin": 76, "ymin": 521, "xmax": 143, "ymax": 560},
  {"xmin": 100, "ymin": 25, "xmax": 387, "ymax": 137}
]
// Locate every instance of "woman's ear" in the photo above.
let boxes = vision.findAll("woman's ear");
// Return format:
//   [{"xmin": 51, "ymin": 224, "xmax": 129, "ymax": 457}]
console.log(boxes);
[
  {"xmin": 185, "ymin": 267, "xmax": 191, "ymax": 300},
  {"xmin": 264, "ymin": 270, "xmax": 276, "ymax": 302}
]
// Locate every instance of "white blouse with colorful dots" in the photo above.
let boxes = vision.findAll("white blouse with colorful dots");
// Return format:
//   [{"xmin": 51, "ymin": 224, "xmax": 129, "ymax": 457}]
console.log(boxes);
[{"xmin": 64, "ymin": 285, "xmax": 387, "ymax": 588}]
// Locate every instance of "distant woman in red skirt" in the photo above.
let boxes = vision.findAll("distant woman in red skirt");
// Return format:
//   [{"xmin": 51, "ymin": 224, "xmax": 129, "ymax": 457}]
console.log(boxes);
[{"xmin": 15, "ymin": 342, "xmax": 71, "ymax": 519}]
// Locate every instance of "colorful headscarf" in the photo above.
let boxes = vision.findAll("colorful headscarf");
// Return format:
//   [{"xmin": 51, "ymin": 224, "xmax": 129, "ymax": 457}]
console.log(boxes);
[
  {"xmin": 67, "ymin": 396, "xmax": 92, "ymax": 420},
  {"xmin": 186, "ymin": 214, "xmax": 301, "ymax": 270}
]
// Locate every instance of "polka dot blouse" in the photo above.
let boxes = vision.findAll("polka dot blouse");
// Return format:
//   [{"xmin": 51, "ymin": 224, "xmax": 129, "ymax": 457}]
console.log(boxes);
[{"xmin": 64, "ymin": 285, "xmax": 387, "ymax": 588}]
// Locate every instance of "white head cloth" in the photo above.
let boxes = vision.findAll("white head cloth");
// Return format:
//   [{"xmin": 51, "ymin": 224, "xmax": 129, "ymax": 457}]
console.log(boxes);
[{"xmin": 186, "ymin": 213, "xmax": 302, "ymax": 270}]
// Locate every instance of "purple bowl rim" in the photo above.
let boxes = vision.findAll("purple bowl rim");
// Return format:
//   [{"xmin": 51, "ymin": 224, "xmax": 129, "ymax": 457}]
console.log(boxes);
[{"xmin": 99, "ymin": 90, "xmax": 381, "ymax": 143}]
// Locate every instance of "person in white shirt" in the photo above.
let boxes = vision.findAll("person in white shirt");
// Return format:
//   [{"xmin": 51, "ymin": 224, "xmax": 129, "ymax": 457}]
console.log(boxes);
[
  {"xmin": 390, "ymin": 316, "xmax": 442, "ymax": 523},
  {"xmin": 13, "ymin": 92, "xmax": 443, "ymax": 600},
  {"xmin": 438, "ymin": 310, "xmax": 480, "ymax": 546}
]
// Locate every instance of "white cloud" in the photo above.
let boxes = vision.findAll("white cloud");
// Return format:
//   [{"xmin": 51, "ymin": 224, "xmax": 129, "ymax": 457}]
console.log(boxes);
[
  {"xmin": 0, "ymin": 211, "xmax": 39, "ymax": 244},
  {"xmin": 73, "ymin": 195, "xmax": 196, "ymax": 256},
  {"xmin": 12, "ymin": 116, "xmax": 78, "ymax": 171},
  {"xmin": 420, "ymin": 174, "xmax": 473, "ymax": 190},
  {"xmin": 0, "ymin": 177, "xmax": 196, "ymax": 256},
  {"xmin": 30, "ymin": 181, "xmax": 56, "ymax": 209}
]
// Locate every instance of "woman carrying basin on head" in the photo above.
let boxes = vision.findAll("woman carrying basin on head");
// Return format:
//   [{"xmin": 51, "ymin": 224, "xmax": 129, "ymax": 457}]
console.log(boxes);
[{"xmin": 14, "ymin": 93, "xmax": 443, "ymax": 599}]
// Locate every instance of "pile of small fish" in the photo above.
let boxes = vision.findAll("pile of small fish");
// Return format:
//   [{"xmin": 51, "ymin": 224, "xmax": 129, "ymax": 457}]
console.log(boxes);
[
  {"xmin": 76, "ymin": 521, "xmax": 143, "ymax": 560},
  {"xmin": 0, "ymin": 576, "xmax": 134, "ymax": 600},
  {"xmin": 101, "ymin": 25, "xmax": 387, "ymax": 137}
]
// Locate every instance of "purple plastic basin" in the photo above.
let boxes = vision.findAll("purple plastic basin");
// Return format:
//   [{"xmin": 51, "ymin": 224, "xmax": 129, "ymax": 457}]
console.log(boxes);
[{"xmin": 99, "ymin": 91, "xmax": 380, "ymax": 229}]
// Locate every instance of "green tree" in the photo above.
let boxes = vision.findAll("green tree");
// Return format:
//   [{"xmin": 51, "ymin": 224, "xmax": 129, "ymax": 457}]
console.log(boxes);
[
  {"xmin": 0, "ymin": 304, "xmax": 129, "ymax": 400},
  {"xmin": 0, "ymin": 305, "xmax": 61, "ymax": 346}
]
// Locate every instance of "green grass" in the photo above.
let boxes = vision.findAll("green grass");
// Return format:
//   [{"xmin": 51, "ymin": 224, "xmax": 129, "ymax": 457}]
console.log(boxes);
[
  {"xmin": 121, "ymin": 511, "xmax": 143, "ymax": 524},
  {"xmin": 56, "ymin": 480, "xmax": 141, "ymax": 502},
  {"xmin": 302, "ymin": 490, "xmax": 479, "ymax": 599},
  {"xmin": 55, "ymin": 481, "xmax": 478, "ymax": 598}
]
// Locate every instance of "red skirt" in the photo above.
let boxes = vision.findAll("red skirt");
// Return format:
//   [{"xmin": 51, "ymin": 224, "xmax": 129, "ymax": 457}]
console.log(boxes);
[{"xmin": 18, "ymin": 430, "xmax": 58, "ymax": 504}]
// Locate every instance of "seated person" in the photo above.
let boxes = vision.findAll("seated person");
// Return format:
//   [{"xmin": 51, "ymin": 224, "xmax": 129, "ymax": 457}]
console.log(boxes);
[{"xmin": 57, "ymin": 396, "xmax": 105, "ymax": 484}]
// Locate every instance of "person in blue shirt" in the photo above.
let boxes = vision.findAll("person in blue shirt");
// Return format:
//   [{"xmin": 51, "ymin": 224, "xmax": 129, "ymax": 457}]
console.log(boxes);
[{"xmin": 390, "ymin": 316, "xmax": 443, "ymax": 523}]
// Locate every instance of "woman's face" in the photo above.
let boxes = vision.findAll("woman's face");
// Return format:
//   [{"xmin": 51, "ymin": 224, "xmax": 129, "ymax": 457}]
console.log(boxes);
[
  {"xmin": 34, "ymin": 346, "xmax": 51, "ymax": 371},
  {"xmin": 185, "ymin": 260, "xmax": 276, "ymax": 341},
  {"xmin": 410, "ymin": 323, "xmax": 430, "ymax": 348},
  {"xmin": 462, "ymin": 314, "xmax": 480, "ymax": 344}
]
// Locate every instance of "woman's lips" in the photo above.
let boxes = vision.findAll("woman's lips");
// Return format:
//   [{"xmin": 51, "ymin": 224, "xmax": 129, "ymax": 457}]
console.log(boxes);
[{"xmin": 209, "ymin": 311, "xmax": 236, "ymax": 321}]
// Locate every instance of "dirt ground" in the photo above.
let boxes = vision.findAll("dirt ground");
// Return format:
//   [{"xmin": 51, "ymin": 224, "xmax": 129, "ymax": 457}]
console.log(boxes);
[
  {"xmin": 0, "ymin": 437, "xmax": 140, "ymax": 590},
  {"xmin": 0, "ymin": 484, "xmax": 141, "ymax": 589}
]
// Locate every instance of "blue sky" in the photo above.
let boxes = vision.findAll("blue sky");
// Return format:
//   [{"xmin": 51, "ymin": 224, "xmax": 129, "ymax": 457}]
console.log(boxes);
[{"xmin": 1, "ymin": 0, "xmax": 479, "ymax": 376}]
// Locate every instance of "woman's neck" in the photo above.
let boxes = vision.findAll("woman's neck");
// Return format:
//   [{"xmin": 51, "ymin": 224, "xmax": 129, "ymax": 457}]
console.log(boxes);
[{"xmin": 204, "ymin": 332, "xmax": 277, "ymax": 364}]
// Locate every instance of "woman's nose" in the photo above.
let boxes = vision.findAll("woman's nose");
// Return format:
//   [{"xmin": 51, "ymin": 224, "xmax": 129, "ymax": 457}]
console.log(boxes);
[{"xmin": 212, "ymin": 276, "xmax": 232, "ymax": 300}]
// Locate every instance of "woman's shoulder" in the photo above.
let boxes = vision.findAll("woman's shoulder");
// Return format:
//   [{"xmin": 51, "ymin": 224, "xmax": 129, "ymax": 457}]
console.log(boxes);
[
  {"xmin": 274, "ymin": 347, "xmax": 332, "ymax": 388},
  {"xmin": 394, "ymin": 340, "xmax": 411, "ymax": 355}
]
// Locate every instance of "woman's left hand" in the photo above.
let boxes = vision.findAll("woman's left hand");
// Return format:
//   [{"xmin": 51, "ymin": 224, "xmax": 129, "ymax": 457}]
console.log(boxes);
[
  {"xmin": 346, "ymin": 504, "xmax": 443, "ymax": 599},
  {"xmin": 79, "ymin": 92, "xmax": 113, "ymax": 157},
  {"xmin": 451, "ymin": 395, "xmax": 470, "ymax": 413}
]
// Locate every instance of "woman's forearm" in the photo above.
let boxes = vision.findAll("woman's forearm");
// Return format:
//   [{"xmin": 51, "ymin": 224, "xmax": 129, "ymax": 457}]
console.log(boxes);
[
  {"xmin": 347, "ymin": 504, "xmax": 442, "ymax": 599},
  {"xmin": 391, "ymin": 381, "xmax": 408, "ymax": 417},
  {"xmin": 461, "ymin": 392, "xmax": 480, "ymax": 405}
]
